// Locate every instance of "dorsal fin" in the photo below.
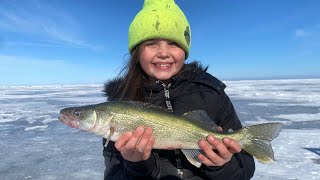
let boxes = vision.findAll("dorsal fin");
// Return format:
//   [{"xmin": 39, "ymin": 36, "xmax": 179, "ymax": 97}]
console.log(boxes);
[{"xmin": 183, "ymin": 110, "xmax": 219, "ymax": 132}]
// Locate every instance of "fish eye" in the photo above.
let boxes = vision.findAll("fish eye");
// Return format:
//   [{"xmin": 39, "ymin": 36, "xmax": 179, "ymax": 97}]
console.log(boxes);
[{"xmin": 73, "ymin": 109, "xmax": 82, "ymax": 117}]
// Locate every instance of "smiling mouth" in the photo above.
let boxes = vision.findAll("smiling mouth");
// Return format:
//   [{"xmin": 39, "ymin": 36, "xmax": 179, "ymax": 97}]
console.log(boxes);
[{"xmin": 154, "ymin": 63, "xmax": 173, "ymax": 68}]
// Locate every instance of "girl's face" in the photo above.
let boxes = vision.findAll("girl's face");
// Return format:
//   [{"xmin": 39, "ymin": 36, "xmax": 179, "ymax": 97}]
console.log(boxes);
[{"xmin": 138, "ymin": 39, "xmax": 185, "ymax": 81}]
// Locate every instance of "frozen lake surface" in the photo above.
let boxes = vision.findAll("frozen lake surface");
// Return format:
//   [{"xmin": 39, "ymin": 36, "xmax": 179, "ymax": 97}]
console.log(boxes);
[{"xmin": 0, "ymin": 79, "xmax": 319, "ymax": 179}]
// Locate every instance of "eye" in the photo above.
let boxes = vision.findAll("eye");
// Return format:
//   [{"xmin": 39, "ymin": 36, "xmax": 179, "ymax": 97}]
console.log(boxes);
[
  {"xmin": 144, "ymin": 40, "xmax": 157, "ymax": 47},
  {"xmin": 169, "ymin": 41, "xmax": 180, "ymax": 47},
  {"xmin": 73, "ymin": 109, "xmax": 82, "ymax": 117}
]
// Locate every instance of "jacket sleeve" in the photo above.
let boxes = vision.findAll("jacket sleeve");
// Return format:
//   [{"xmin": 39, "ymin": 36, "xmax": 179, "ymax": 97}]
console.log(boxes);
[
  {"xmin": 201, "ymin": 89, "xmax": 256, "ymax": 180},
  {"xmin": 103, "ymin": 140, "xmax": 160, "ymax": 180}
]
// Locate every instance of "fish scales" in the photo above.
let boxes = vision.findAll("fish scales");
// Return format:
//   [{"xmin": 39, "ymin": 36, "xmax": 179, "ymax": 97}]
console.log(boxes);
[{"xmin": 105, "ymin": 102, "xmax": 211, "ymax": 149}]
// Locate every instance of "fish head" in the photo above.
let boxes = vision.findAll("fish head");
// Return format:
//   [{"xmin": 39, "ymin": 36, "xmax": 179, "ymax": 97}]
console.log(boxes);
[{"xmin": 59, "ymin": 106, "xmax": 97, "ymax": 131}]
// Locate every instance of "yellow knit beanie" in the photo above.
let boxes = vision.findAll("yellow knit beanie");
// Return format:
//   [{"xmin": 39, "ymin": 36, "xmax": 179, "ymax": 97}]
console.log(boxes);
[{"xmin": 128, "ymin": 0, "xmax": 191, "ymax": 58}]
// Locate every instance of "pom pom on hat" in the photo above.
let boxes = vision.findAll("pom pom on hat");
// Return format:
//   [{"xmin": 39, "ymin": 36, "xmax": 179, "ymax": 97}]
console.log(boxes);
[{"xmin": 128, "ymin": 0, "xmax": 191, "ymax": 58}]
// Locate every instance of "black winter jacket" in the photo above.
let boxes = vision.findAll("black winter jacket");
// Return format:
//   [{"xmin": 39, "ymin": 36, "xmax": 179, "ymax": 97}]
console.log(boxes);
[{"xmin": 102, "ymin": 62, "xmax": 255, "ymax": 180}]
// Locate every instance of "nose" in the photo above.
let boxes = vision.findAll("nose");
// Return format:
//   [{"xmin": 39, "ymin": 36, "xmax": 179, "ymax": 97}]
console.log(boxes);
[{"xmin": 157, "ymin": 43, "xmax": 170, "ymax": 59}]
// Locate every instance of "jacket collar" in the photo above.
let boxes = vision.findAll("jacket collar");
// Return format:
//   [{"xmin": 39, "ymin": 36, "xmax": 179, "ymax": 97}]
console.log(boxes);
[
  {"xmin": 143, "ymin": 61, "xmax": 207, "ymax": 92},
  {"xmin": 103, "ymin": 61, "xmax": 225, "ymax": 97}
]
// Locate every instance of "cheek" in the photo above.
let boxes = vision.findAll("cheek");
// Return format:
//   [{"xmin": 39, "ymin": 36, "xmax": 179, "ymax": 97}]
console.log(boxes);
[
  {"xmin": 138, "ymin": 50, "xmax": 155, "ymax": 71},
  {"xmin": 174, "ymin": 53, "xmax": 186, "ymax": 66},
  {"xmin": 139, "ymin": 62, "xmax": 150, "ymax": 76},
  {"xmin": 139, "ymin": 55, "xmax": 150, "ymax": 72},
  {"xmin": 173, "ymin": 49, "xmax": 186, "ymax": 62}
]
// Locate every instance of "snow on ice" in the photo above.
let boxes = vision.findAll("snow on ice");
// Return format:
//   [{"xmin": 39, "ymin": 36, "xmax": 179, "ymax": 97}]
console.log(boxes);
[{"xmin": 0, "ymin": 79, "xmax": 319, "ymax": 179}]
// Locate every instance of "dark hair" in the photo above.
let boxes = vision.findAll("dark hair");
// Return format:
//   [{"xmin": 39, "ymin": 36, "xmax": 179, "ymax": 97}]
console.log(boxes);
[{"xmin": 114, "ymin": 46, "xmax": 146, "ymax": 101}]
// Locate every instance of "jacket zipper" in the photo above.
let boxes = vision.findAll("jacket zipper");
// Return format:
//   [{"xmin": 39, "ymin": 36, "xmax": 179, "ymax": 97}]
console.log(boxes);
[
  {"xmin": 156, "ymin": 80, "xmax": 184, "ymax": 178},
  {"xmin": 156, "ymin": 80, "xmax": 173, "ymax": 112}
]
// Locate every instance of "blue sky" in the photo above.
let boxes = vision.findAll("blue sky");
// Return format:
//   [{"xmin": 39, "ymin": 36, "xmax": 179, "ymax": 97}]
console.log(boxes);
[{"xmin": 0, "ymin": 0, "xmax": 319, "ymax": 85}]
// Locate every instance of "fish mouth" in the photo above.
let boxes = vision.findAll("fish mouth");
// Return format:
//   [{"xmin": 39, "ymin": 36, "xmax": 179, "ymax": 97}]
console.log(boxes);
[{"xmin": 59, "ymin": 114, "xmax": 80, "ymax": 129}]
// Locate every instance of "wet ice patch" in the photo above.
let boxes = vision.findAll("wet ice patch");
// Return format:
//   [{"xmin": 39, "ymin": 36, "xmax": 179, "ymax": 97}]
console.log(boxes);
[{"xmin": 273, "ymin": 113, "xmax": 320, "ymax": 122}]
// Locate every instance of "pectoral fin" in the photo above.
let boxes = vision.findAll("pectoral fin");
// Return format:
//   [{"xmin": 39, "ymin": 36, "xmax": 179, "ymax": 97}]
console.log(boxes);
[
  {"xmin": 181, "ymin": 149, "xmax": 202, "ymax": 168},
  {"xmin": 104, "ymin": 127, "xmax": 115, "ymax": 147}
]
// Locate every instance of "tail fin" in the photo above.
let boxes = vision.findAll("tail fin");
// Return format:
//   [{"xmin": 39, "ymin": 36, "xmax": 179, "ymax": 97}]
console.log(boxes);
[{"xmin": 240, "ymin": 122, "xmax": 283, "ymax": 163}]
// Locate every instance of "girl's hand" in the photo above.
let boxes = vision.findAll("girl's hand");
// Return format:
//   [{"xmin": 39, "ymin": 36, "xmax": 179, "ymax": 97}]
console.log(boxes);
[
  {"xmin": 115, "ymin": 126, "xmax": 155, "ymax": 162},
  {"xmin": 197, "ymin": 134, "xmax": 241, "ymax": 167}
]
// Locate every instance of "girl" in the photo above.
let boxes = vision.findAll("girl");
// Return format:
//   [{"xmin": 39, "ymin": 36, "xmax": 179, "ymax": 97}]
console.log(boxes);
[{"xmin": 103, "ymin": 0, "xmax": 255, "ymax": 179}]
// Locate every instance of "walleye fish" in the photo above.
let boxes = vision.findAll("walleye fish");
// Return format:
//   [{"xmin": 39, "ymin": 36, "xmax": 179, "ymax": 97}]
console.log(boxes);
[{"xmin": 59, "ymin": 101, "xmax": 283, "ymax": 167}]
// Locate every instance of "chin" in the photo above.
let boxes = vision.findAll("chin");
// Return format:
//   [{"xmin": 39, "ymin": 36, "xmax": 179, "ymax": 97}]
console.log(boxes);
[
  {"xmin": 153, "ymin": 71, "xmax": 179, "ymax": 81},
  {"xmin": 155, "ymin": 75, "xmax": 173, "ymax": 81}
]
